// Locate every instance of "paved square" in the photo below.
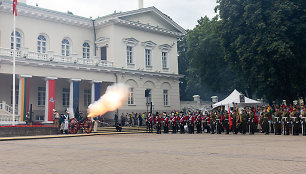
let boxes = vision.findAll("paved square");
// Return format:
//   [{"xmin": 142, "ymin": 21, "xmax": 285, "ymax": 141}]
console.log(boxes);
[{"xmin": 1, "ymin": 134, "xmax": 306, "ymax": 174}]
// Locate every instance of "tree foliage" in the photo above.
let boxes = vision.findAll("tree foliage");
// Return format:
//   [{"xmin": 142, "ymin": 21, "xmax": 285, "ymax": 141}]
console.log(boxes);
[
  {"xmin": 179, "ymin": 0, "xmax": 306, "ymax": 103},
  {"xmin": 181, "ymin": 16, "xmax": 239, "ymax": 100},
  {"xmin": 216, "ymin": 0, "xmax": 306, "ymax": 103}
]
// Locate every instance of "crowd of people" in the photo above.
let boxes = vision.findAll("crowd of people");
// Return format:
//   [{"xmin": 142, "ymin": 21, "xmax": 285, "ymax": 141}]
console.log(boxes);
[
  {"xmin": 127, "ymin": 103, "xmax": 306, "ymax": 135},
  {"xmin": 51, "ymin": 101, "xmax": 306, "ymax": 136},
  {"xmin": 117, "ymin": 112, "xmax": 146, "ymax": 127}
]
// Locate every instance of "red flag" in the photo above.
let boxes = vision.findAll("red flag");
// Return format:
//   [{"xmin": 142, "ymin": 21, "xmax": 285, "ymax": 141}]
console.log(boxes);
[
  {"xmin": 254, "ymin": 107, "xmax": 258, "ymax": 124},
  {"xmin": 228, "ymin": 106, "xmax": 232, "ymax": 129},
  {"xmin": 13, "ymin": 0, "xmax": 17, "ymax": 16},
  {"xmin": 48, "ymin": 80, "xmax": 56, "ymax": 122}
]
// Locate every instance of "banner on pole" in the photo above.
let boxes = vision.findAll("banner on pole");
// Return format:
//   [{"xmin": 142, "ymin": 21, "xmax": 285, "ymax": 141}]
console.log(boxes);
[
  {"xmin": 13, "ymin": 0, "xmax": 17, "ymax": 16},
  {"xmin": 48, "ymin": 80, "xmax": 56, "ymax": 121}
]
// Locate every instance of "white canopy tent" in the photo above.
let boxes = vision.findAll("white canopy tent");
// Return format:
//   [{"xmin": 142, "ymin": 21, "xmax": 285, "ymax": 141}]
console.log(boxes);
[{"xmin": 212, "ymin": 89, "xmax": 262, "ymax": 108}]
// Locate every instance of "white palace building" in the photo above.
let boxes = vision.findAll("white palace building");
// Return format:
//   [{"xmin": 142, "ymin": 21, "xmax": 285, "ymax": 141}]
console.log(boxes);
[{"xmin": 0, "ymin": 0, "xmax": 186, "ymax": 124}]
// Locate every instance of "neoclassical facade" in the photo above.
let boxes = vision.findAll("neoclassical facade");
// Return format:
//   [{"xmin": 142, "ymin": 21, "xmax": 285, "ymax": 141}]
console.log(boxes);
[{"xmin": 0, "ymin": 0, "xmax": 186, "ymax": 123}]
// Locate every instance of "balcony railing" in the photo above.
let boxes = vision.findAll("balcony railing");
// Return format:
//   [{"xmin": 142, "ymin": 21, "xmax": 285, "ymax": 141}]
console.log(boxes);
[
  {"xmin": 0, "ymin": 47, "xmax": 114, "ymax": 68},
  {"xmin": 0, "ymin": 101, "xmax": 20, "ymax": 125}
]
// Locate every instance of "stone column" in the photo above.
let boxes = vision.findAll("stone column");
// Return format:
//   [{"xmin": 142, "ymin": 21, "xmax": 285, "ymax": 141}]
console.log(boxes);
[
  {"xmin": 91, "ymin": 81, "xmax": 101, "ymax": 121},
  {"xmin": 91, "ymin": 80, "xmax": 102, "ymax": 104},
  {"xmin": 69, "ymin": 79, "xmax": 81, "ymax": 118},
  {"xmin": 44, "ymin": 77, "xmax": 57, "ymax": 123}
]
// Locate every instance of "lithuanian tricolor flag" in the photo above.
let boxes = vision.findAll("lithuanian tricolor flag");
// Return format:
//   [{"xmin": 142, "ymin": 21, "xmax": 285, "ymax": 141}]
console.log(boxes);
[{"xmin": 20, "ymin": 77, "xmax": 30, "ymax": 121}]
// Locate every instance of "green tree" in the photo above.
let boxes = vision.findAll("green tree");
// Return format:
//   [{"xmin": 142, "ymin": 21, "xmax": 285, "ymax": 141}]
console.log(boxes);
[
  {"xmin": 216, "ymin": 0, "xmax": 306, "ymax": 103},
  {"xmin": 185, "ymin": 16, "xmax": 238, "ymax": 100},
  {"xmin": 177, "ymin": 35, "xmax": 189, "ymax": 100}
]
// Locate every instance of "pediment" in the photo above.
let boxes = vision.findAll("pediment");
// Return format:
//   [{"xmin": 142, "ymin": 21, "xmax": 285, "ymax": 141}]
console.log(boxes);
[
  {"xmin": 142, "ymin": 41, "xmax": 157, "ymax": 48},
  {"xmin": 105, "ymin": 7, "xmax": 186, "ymax": 35},
  {"xmin": 159, "ymin": 44, "xmax": 172, "ymax": 51},
  {"xmin": 95, "ymin": 37, "xmax": 110, "ymax": 44},
  {"xmin": 120, "ymin": 11, "xmax": 181, "ymax": 33},
  {"xmin": 123, "ymin": 37, "xmax": 139, "ymax": 46}
]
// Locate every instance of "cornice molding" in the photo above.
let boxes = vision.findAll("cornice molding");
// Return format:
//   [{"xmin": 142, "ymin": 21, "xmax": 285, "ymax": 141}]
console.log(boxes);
[
  {"xmin": 111, "ymin": 18, "xmax": 184, "ymax": 37},
  {"xmin": 0, "ymin": 56, "xmax": 183, "ymax": 80},
  {"xmin": 0, "ymin": 1, "xmax": 92, "ymax": 29}
]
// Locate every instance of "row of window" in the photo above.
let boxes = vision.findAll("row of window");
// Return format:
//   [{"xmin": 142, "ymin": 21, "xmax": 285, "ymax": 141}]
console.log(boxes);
[
  {"xmin": 10, "ymin": 31, "xmax": 170, "ymax": 69},
  {"xmin": 11, "ymin": 87, "xmax": 169, "ymax": 107},
  {"xmin": 126, "ymin": 46, "xmax": 169, "ymax": 69},
  {"xmin": 128, "ymin": 88, "xmax": 169, "ymax": 106},
  {"xmin": 11, "ymin": 86, "xmax": 169, "ymax": 108},
  {"xmin": 10, "ymin": 31, "xmax": 91, "ymax": 58}
]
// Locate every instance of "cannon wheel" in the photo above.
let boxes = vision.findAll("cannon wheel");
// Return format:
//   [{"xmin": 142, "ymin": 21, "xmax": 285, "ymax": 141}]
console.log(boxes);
[
  {"xmin": 83, "ymin": 118, "xmax": 93, "ymax": 133},
  {"xmin": 68, "ymin": 118, "xmax": 79, "ymax": 134}
]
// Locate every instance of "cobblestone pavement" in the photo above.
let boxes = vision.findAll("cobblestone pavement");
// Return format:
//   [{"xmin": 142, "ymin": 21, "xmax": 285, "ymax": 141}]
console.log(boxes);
[{"xmin": 1, "ymin": 134, "xmax": 306, "ymax": 174}]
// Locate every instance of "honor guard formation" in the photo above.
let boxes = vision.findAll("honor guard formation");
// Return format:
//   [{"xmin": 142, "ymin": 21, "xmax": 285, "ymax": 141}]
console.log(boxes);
[{"xmin": 143, "ymin": 104, "xmax": 306, "ymax": 136}]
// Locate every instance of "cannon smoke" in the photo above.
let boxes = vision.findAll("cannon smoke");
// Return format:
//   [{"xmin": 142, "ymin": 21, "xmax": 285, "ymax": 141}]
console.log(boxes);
[{"xmin": 87, "ymin": 83, "xmax": 129, "ymax": 118}]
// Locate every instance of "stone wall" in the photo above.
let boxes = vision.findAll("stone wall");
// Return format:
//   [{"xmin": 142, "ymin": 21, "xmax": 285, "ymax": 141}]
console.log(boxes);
[{"xmin": 0, "ymin": 127, "xmax": 58, "ymax": 137}]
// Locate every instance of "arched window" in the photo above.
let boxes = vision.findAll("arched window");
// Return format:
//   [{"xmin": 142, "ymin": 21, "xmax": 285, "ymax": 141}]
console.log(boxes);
[
  {"xmin": 37, "ymin": 35, "xmax": 47, "ymax": 53},
  {"xmin": 11, "ymin": 31, "xmax": 21, "ymax": 50},
  {"xmin": 82, "ymin": 42, "xmax": 90, "ymax": 58},
  {"xmin": 61, "ymin": 39, "xmax": 70, "ymax": 56}
]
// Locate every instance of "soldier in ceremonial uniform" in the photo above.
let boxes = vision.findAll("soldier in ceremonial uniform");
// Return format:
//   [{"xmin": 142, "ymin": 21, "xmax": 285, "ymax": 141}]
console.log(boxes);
[
  {"xmin": 171, "ymin": 114, "xmax": 177, "ymax": 133},
  {"xmin": 59, "ymin": 113, "xmax": 64, "ymax": 134},
  {"xmin": 269, "ymin": 106, "xmax": 275, "ymax": 134},
  {"xmin": 274, "ymin": 108, "xmax": 282, "ymax": 135},
  {"xmin": 210, "ymin": 112, "xmax": 216, "ymax": 134},
  {"xmin": 189, "ymin": 114, "xmax": 195, "ymax": 134},
  {"xmin": 175, "ymin": 114, "xmax": 180, "ymax": 132},
  {"xmin": 237, "ymin": 109, "xmax": 242, "ymax": 134},
  {"xmin": 156, "ymin": 114, "xmax": 162, "ymax": 134},
  {"xmin": 262, "ymin": 109, "xmax": 270, "ymax": 134},
  {"xmin": 163, "ymin": 114, "xmax": 170, "ymax": 133},
  {"xmin": 232, "ymin": 111, "xmax": 238, "ymax": 134},
  {"xmin": 291, "ymin": 108, "xmax": 300, "ymax": 135},
  {"xmin": 63, "ymin": 109, "xmax": 70, "ymax": 134},
  {"xmin": 224, "ymin": 112, "xmax": 229, "ymax": 134},
  {"xmin": 179, "ymin": 114, "xmax": 186, "ymax": 134},
  {"xmin": 53, "ymin": 109, "xmax": 59, "ymax": 128},
  {"xmin": 216, "ymin": 112, "xmax": 222, "ymax": 134},
  {"xmin": 240, "ymin": 110, "xmax": 248, "ymax": 134},
  {"xmin": 301, "ymin": 106, "xmax": 306, "ymax": 136},
  {"xmin": 201, "ymin": 113, "xmax": 208, "ymax": 133},
  {"xmin": 147, "ymin": 113, "xmax": 153, "ymax": 133},
  {"xmin": 283, "ymin": 108, "xmax": 290, "ymax": 135},
  {"xmin": 196, "ymin": 114, "xmax": 202, "ymax": 134},
  {"xmin": 248, "ymin": 109, "xmax": 255, "ymax": 135}
]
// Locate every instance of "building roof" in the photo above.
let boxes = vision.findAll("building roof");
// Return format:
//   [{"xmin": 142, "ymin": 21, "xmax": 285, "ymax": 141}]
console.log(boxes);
[
  {"xmin": 1, "ymin": 0, "xmax": 186, "ymax": 36},
  {"xmin": 96, "ymin": 6, "xmax": 186, "ymax": 35}
]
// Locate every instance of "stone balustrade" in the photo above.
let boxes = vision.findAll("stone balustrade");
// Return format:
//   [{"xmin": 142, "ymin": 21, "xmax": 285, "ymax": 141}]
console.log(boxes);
[
  {"xmin": 0, "ymin": 101, "xmax": 20, "ymax": 125},
  {"xmin": 0, "ymin": 47, "xmax": 114, "ymax": 68}
]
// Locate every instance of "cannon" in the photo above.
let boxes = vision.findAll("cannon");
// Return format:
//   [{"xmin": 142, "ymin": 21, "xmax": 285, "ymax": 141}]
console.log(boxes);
[{"xmin": 68, "ymin": 116, "xmax": 93, "ymax": 134}]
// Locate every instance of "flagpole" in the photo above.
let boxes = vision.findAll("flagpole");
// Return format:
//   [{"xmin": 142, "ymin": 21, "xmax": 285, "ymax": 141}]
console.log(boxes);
[{"xmin": 12, "ymin": 6, "xmax": 16, "ymax": 126}]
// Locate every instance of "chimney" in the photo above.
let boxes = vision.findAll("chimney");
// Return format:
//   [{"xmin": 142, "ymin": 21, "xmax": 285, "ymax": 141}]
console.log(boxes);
[{"xmin": 138, "ymin": 0, "xmax": 143, "ymax": 9}]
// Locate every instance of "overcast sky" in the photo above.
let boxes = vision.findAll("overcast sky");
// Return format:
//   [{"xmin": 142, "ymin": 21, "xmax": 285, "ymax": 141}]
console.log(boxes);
[{"xmin": 26, "ymin": 0, "xmax": 218, "ymax": 30}]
